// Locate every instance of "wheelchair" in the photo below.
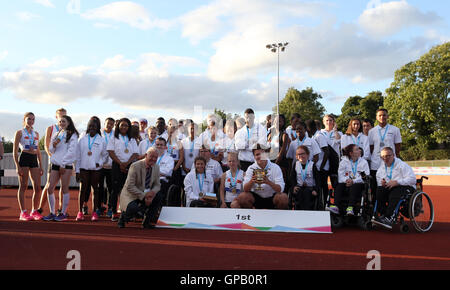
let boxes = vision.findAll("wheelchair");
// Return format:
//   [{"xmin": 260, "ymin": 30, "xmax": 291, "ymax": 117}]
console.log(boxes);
[
  {"xmin": 325, "ymin": 173, "xmax": 375, "ymax": 230},
  {"xmin": 288, "ymin": 186, "xmax": 325, "ymax": 211},
  {"xmin": 372, "ymin": 176, "xmax": 434, "ymax": 233}
]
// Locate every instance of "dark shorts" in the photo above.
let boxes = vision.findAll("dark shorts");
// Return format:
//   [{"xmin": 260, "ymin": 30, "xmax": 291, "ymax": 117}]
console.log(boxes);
[
  {"xmin": 19, "ymin": 152, "xmax": 38, "ymax": 168},
  {"xmin": 250, "ymin": 192, "xmax": 276, "ymax": 209},
  {"xmin": 49, "ymin": 163, "xmax": 73, "ymax": 173}
]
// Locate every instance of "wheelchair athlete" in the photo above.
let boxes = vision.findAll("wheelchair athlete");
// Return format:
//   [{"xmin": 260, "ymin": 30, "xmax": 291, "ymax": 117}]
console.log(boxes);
[
  {"xmin": 371, "ymin": 147, "xmax": 416, "ymax": 229},
  {"xmin": 326, "ymin": 144, "xmax": 369, "ymax": 216},
  {"xmin": 288, "ymin": 145, "xmax": 320, "ymax": 210}
]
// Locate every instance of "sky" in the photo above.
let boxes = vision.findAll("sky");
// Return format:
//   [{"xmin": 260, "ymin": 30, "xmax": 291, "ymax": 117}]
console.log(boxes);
[{"xmin": 0, "ymin": 0, "xmax": 448, "ymax": 141}]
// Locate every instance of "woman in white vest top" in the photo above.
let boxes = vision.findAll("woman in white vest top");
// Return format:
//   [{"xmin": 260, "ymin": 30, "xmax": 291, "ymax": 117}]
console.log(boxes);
[{"xmin": 13, "ymin": 112, "xmax": 44, "ymax": 221}]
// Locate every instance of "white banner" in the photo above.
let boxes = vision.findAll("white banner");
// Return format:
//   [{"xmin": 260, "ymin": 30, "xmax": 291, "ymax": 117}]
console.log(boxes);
[{"xmin": 156, "ymin": 207, "xmax": 332, "ymax": 234}]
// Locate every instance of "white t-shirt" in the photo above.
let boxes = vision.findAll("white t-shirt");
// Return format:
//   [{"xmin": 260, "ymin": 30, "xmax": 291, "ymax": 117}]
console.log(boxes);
[
  {"xmin": 181, "ymin": 136, "xmax": 202, "ymax": 175},
  {"xmin": 102, "ymin": 129, "xmax": 114, "ymax": 168},
  {"xmin": 341, "ymin": 133, "xmax": 370, "ymax": 161},
  {"xmin": 311, "ymin": 131, "xmax": 329, "ymax": 171},
  {"xmin": 157, "ymin": 152, "xmax": 174, "ymax": 182},
  {"xmin": 106, "ymin": 134, "xmax": 139, "ymax": 163},
  {"xmin": 244, "ymin": 160, "xmax": 285, "ymax": 198},
  {"xmin": 286, "ymin": 136, "xmax": 321, "ymax": 161},
  {"xmin": 234, "ymin": 123, "xmax": 268, "ymax": 162},
  {"xmin": 191, "ymin": 158, "xmax": 223, "ymax": 182},
  {"xmin": 368, "ymin": 124, "xmax": 402, "ymax": 171}
]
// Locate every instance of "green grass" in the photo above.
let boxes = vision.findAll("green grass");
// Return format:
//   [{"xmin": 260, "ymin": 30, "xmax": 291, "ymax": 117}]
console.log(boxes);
[{"xmin": 405, "ymin": 160, "xmax": 450, "ymax": 167}]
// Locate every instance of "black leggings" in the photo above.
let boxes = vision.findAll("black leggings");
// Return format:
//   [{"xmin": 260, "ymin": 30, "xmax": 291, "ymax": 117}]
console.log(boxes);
[
  {"xmin": 78, "ymin": 169, "xmax": 100, "ymax": 212},
  {"xmin": 334, "ymin": 183, "xmax": 364, "ymax": 208},
  {"xmin": 110, "ymin": 162, "xmax": 129, "ymax": 214}
]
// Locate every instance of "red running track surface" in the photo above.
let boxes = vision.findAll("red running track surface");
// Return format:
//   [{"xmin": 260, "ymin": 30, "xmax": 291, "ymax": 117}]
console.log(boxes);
[{"xmin": 0, "ymin": 186, "xmax": 449, "ymax": 270}]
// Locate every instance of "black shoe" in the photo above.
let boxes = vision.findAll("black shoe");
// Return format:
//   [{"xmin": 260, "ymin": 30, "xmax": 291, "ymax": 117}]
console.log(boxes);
[
  {"xmin": 142, "ymin": 214, "xmax": 155, "ymax": 229},
  {"xmin": 118, "ymin": 214, "xmax": 126, "ymax": 228}
]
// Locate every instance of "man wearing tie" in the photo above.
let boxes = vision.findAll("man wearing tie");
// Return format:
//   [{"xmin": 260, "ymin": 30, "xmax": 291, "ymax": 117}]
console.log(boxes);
[{"xmin": 118, "ymin": 147, "xmax": 161, "ymax": 229}]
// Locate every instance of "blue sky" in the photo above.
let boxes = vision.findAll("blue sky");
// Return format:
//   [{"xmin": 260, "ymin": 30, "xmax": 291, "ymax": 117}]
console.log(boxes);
[{"xmin": 0, "ymin": 0, "xmax": 448, "ymax": 141}]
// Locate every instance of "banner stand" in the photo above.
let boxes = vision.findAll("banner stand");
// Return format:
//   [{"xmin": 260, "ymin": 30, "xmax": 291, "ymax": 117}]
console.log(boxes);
[{"xmin": 156, "ymin": 207, "xmax": 332, "ymax": 234}]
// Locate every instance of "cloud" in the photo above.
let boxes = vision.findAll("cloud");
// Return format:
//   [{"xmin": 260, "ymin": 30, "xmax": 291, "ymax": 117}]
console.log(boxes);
[
  {"xmin": 16, "ymin": 11, "xmax": 40, "ymax": 22},
  {"xmin": 81, "ymin": 1, "xmax": 173, "ymax": 30},
  {"xmin": 199, "ymin": 0, "xmax": 439, "ymax": 83},
  {"xmin": 0, "ymin": 51, "xmax": 7, "ymax": 62},
  {"xmin": 27, "ymin": 57, "xmax": 62, "ymax": 69},
  {"xmin": 34, "ymin": 0, "xmax": 55, "ymax": 8},
  {"xmin": 0, "ymin": 111, "xmax": 54, "ymax": 142},
  {"xmin": 358, "ymin": 0, "xmax": 441, "ymax": 37},
  {"xmin": 100, "ymin": 55, "xmax": 135, "ymax": 71}
]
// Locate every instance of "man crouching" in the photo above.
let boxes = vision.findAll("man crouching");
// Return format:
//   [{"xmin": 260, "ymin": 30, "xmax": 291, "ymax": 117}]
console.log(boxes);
[{"xmin": 118, "ymin": 147, "xmax": 161, "ymax": 229}]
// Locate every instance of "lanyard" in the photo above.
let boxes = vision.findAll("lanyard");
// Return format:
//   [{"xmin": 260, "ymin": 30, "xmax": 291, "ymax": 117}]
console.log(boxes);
[
  {"xmin": 300, "ymin": 161, "xmax": 309, "ymax": 182},
  {"xmin": 157, "ymin": 153, "xmax": 165, "ymax": 165},
  {"xmin": 120, "ymin": 135, "xmax": 129, "ymax": 150},
  {"xmin": 230, "ymin": 169, "xmax": 239, "ymax": 188},
  {"xmin": 104, "ymin": 130, "xmax": 113, "ymax": 145},
  {"xmin": 189, "ymin": 138, "xmax": 195, "ymax": 153},
  {"xmin": 146, "ymin": 138, "xmax": 156, "ymax": 150},
  {"xmin": 24, "ymin": 129, "xmax": 35, "ymax": 145},
  {"xmin": 57, "ymin": 130, "xmax": 66, "ymax": 142},
  {"xmin": 198, "ymin": 173, "xmax": 205, "ymax": 193},
  {"xmin": 88, "ymin": 134, "xmax": 98, "ymax": 151},
  {"xmin": 351, "ymin": 159, "xmax": 359, "ymax": 177},
  {"xmin": 298, "ymin": 136, "xmax": 306, "ymax": 146},
  {"xmin": 385, "ymin": 159, "xmax": 395, "ymax": 180},
  {"xmin": 351, "ymin": 134, "xmax": 361, "ymax": 146},
  {"xmin": 378, "ymin": 125, "xmax": 389, "ymax": 143}
]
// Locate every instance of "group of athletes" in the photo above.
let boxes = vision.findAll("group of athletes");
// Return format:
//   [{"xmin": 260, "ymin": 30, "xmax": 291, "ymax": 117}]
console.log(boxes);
[{"xmin": 6, "ymin": 106, "xmax": 417, "ymax": 229}]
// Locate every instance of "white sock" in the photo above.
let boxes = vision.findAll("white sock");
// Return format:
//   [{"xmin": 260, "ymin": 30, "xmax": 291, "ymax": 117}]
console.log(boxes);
[
  {"xmin": 48, "ymin": 193, "xmax": 56, "ymax": 214},
  {"xmin": 62, "ymin": 193, "xmax": 70, "ymax": 214}
]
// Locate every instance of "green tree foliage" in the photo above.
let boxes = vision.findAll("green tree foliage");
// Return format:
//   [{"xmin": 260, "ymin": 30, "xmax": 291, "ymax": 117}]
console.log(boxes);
[
  {"xmin": 336, "ymin": 91, "xmax": 384, "ymax": 130},
  {"xmin": 385, "ymin": 42, "xmax": 449, "ymax": 150},
  {"xmin": 277, "ymin": 87, "xmax": 326, "ymax": 121}
]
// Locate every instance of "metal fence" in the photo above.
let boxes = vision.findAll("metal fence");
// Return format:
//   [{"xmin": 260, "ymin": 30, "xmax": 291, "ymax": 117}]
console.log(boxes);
[{"xmin": 0, "ymin": 151, "xmax": 79, "ymax": 187}]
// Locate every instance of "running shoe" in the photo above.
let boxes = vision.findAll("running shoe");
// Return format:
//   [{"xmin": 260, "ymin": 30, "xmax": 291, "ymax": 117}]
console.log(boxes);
[
  {"xmin": 91, "ymin": 212, "xmax": 99, "ymax": 221},
  {"xmin": 106, "ymin": 209, "xmax": 113, "ymax": 218},
  {"xmin": 346, "ymin": 206, "xmax": 354, "ymax": 216},
  {"xmin": 371, "ymin": 216, "xmax": 393, "ymax": 229},
  {"xmin": 82, "ymin": 205, "xmax": 89, "ymax": 215},
  {"xmin": 19, "ymin": 211, "xmax": 33, "ymax": 221},
  {"xmin": 43, "ymin": 213, "xmax": 56, "ymax": 221},
  {"xmin": 326, "ymin": 205, "xmax": 339, "ymax": 215},
  {"xmin": 75, "ymin": 212, "xmax": 84, "ymax": 221},
  {"xmin": 54, "ymin": 213, "xmax": 68, "ymax": 222},
  {"xmin": 30, "ymin": 210, "xmax": 44, "ymax": 220},
  {"xmin": 111, "ymin": 213, "xmax": 119, "ymax": 222}
]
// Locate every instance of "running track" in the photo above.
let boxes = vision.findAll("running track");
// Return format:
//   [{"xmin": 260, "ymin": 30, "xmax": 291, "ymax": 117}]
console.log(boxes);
[{"xmin": 0, "ymin": 186, "xmax": 449, "ymax": 270}]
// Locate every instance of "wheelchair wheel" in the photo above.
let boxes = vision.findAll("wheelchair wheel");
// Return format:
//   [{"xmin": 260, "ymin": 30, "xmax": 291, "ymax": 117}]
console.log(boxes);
[
  {"xmin": 408, "ymin": 191, "xmax": 434, "ymax": 233},
  {"xmin": 330, "ymin": 214, "xmax": 343, "ymax": 228},
  {"xmin": 166, "ymin": 184, "xmax": 181, "ymax": 207}
]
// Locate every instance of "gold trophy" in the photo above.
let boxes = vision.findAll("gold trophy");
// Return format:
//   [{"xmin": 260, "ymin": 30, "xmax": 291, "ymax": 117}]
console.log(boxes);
[{"xmin": 253, "ymin": 168, "xmax": 266, "ymax": 191}]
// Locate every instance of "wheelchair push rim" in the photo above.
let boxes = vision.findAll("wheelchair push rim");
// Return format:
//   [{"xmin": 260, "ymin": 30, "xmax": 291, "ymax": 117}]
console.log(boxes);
[{"xmin": 409, "ymin": 191, "xmax": 434, "ymax": 233}]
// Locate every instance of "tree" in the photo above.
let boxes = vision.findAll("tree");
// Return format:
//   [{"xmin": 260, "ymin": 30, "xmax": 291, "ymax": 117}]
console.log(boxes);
[
  {"xmin": 336, "ymin": 91, "xmax": 384, "ymax": 130},
  {"xmin": 277, "ymin": 87, "xmax": 326, "ymax": 121},
  {"xmin": 385, "ymin": 42, "xmax": 449, "ymax": 150}
]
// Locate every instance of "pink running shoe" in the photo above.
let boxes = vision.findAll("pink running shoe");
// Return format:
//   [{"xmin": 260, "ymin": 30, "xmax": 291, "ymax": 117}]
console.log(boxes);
[
  {"xmin": 91, "ymin": 212, "xmax": 99, "ymax": 221},
  {"xmin": 19, "ymin": 211, "xmax": 33, "ymax": 221},
  {"xmin": 76, "ymin": 211, "xmax": 84, "ymax": 221},
  {"xmin": 30, "ymin": 210, "xmax": 43, "ymax": 221}
]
